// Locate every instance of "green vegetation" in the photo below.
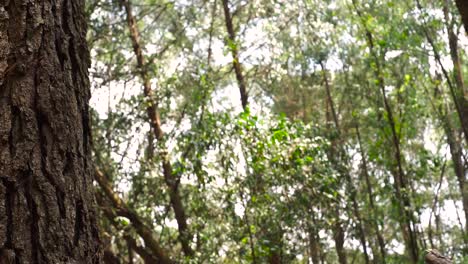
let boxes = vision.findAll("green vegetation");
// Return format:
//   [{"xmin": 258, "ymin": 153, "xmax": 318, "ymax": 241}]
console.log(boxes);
[{"xmin": 87, "ymin": 0, "xmax": 468, "ymax": 262}]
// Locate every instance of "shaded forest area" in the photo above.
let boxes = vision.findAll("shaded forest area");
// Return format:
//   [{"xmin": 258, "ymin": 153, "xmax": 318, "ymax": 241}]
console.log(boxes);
[{"xmin": 86, "ymin": 0, "xmax": 467, "ymax": 263}]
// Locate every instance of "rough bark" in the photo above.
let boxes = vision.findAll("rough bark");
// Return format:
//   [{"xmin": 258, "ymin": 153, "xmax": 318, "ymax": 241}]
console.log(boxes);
[
  {"xmin": 0, "ymin": 0, "xmax": 102, "ymax": 262},
  {"xmin": 119, "ymin": 0, "xmax": 194, "ymax": 257},
  {"xmin": 424, "ymin": 250, "xmax": 452, "ymax": 264}
]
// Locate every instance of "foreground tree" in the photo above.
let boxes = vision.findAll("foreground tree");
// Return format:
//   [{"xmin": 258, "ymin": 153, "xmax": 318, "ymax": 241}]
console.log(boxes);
[{"xmin": 0, "ymin": 0, "xmax": 101, "ymax": 262}]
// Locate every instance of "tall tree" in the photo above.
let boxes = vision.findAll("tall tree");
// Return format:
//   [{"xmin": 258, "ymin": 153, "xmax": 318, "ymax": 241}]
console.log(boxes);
[
  {"xmin": 119, "ymin": 0, "xmax": 194, "ymax": 257},
  {"xmin": 352, "ymin": 1, "xmax": 419, "ymax": 262},
  {"xmin": 0, "ymin": 0, "xmax": 101, "ymax": 262}
]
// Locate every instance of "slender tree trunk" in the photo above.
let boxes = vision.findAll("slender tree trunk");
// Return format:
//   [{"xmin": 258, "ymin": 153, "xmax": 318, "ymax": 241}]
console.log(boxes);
[
  {"xmin": 444, "ymin": 123, "xmax": 468, "ymax": 235},
  {"xmin": 321, "ymin": 63, "xmax": 347, "ymax": 264},
  {"xmin": 425, "ymin": 73, "xmax": 466, "ymax": 251},
  {"xmin": 352, "ymin": 2, "xmax": 419, "ymax": 261},
  {"xmin": 308, "ymin": 209, "xmax": 321, "ymax": 264},
  {"xmin": 128, "ymin": 240, "xmax": 134, "ymax": 264},
  {"xmin": 420, "ymin": 0, "xmax": 468, "ymax": 246},
  {"xmin": 418, "ymin": 0, "xmax": 468, "ymax": 145},
  {"xmin": 333, "ymin": 206, "xmax": 347, "ymax": 264},
  {"xmin": 0, "ymin": 0, "xmax": 102, "ymax": 262},
  {"xmin": 355, "ymin": 124, "xmax": 386, "ymax": 263},
  {"xmin": 442, "ymin": 2, "xmax": 468, "ymax": 235},
  {"xmin": 119, "ymin": 0, "xmax": 194, "ymax": 257},
  {"xmin": 428, "ymin": 161, "xmax": 446, "ymax": 251},
  {"xmin": 321, "ymin": 62, "xmax": 369, "ymax": 264},
  {"xmin": 221, "ymin": 2, "xmax": 285, "ymax": 263},
  {"xmin": 222, "ymin": 0, "xmax": 248, "ymax": 109}
]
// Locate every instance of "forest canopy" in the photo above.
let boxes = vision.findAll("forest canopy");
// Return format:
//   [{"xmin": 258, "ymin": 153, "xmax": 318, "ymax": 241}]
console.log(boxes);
[{"xmin": 86, "ymin": 0, "xmax": 468, "ymax": 263}]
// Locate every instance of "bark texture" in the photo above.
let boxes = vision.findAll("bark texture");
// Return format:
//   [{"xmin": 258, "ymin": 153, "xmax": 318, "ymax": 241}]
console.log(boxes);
[
  {"xmin": 424, "ymin": 250, "xmax": 452, "ymax": 264},
  {"xmin": 0, "ymin": 0, "xmax": 101, "ymax": 263}
]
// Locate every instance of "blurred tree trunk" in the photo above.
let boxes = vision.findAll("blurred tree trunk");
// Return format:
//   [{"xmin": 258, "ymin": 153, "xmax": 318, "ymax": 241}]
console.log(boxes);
[
  {"xmin": 424, "ymin": 250, "xmax": 452, "ymax": 264},
  {"xmin": 442, "ymin": 2, "xmax": 468, "ymax": 236},
  {"xmin": 0, "ymin": 0, "xmax": 101, "ymax": 262},
  {"xmin": 222, "ymin": 0, "xmax": 248, "ymax": 109},
  {"xmin": 455, "ymin": 0, "xmax": 468, "ymax": 34},
  {"xmin": 308, "ymin": 213, "xmax": 322, "ymax": 264},
  {"xmin": 320, "ymin": 61, "xmax": 369, "ymax": 264},
  {"xmin": 356, "ymin": 124, "xmax": 387, "ymax": 263}
]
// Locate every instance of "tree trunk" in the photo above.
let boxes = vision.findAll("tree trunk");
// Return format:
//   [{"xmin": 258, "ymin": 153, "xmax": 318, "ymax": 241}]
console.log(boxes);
[
  {"xmin": 424, "ymin": 250, "xmax": 452, "ymax": 264},
  {"xmin": 95, "ymin": 169, "xmax": 174, "ymax": 263},
  {"xmin": 333, "ymin": 206, "xmax": 347, "ymax": 264},
  {"xmin": 308, "ymin": 209, "xmax": 322, "ymax": 264},
  {"xmin": 442, "ymin": 3, "xmax": 468, "ymax": 235},
  {"xmin": 356, "ymin": 124, "xmax": 386, "ymax": 263},
  {"xmin": 320, "ymin": 61, "xmax": 369, "ymax": 264},
  {"xmin": 0, "ymin": 0, "xmax": 101, "ymax": 262},
  {"xmin": 352, "ymin": 2, "xmax": 419, "ymax": 261},
  {"xmin": 119, "ymin": 0, "xmax": 194, "ymax": 257},
  {"xmin": 455, "ymin": 0, "xmax": 468, "ymax": 35},
  {"xmin": 222, "ymin": 0, "xmax": 248, "ymax": 109}
]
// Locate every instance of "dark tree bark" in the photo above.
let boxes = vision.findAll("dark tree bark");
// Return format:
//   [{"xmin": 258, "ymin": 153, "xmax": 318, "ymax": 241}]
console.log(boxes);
[
  {"xmin": 332, "ymin": 208, "xmax": 347, "ymax": 264},
  {"xmin": 222, "ymin": 0, "xmax": 249, "ymax": 110},
  {"xmin": 0, "ymin": 0, "xmax": 101, "ymax": 262},
  {"xmin": 103, "ymin": 250, "xmax": 121, "ymax": 264},
  {"xmin": 455, "ymin": 0, "xmax": 468, "ymax": 34},
  {"xmin": 308, "ymin": 227, "xmax": 321, "ymax": 264}
]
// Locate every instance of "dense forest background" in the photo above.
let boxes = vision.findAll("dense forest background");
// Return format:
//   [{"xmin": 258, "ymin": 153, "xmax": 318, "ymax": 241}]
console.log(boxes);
[{"xmin": 86, "ymin": 0, "xmax": 467, "ymax": 263}]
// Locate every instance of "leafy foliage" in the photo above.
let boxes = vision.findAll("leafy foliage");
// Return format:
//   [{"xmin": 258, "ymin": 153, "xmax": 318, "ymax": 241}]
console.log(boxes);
[{"xmin": 87, "ymin": 0, "xmax": 467, "ymax": 263}]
